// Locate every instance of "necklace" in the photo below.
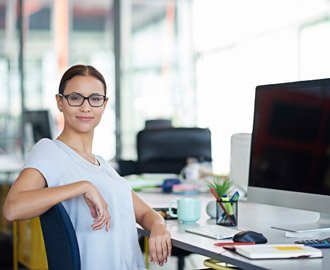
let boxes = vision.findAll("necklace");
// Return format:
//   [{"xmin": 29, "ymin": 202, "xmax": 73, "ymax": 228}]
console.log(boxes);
[
  {"xmin": 57, "ymin": 137, "xmax": 99, "ymax": 166},
  {"xmin": 73, "ymin": 148, "xmax": 99, "ymax": 166}
]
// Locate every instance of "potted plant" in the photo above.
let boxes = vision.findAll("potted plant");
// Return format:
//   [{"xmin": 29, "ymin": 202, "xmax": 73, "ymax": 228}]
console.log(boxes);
[
  {"xmin": 207, "ymin": 176, "xmax": 237, "ymax": 226},
  {"xmin": 207, "ymin": 176, "xmax": 233, "ymax": 198}
]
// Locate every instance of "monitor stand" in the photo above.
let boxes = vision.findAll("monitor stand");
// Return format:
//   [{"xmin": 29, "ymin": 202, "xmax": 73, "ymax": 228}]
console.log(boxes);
[{"xmin": 271, "ymin": 213, "xmax": 330, "ymax": 233}]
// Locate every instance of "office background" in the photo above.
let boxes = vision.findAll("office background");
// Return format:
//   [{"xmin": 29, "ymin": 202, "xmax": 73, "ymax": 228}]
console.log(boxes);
[{"xmin": 1, "ymin": 0, "xmax": 330, "ymax": 174}]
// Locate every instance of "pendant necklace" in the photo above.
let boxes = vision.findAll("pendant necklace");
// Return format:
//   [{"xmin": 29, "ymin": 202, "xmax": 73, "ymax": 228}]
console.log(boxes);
[
  {"xmin": 73, "ymin": 148, "xmax": 99, "ymax": 166},
  {"xmin": 57, "ymin": 137, "xmax": 99, "ymax": 165}
]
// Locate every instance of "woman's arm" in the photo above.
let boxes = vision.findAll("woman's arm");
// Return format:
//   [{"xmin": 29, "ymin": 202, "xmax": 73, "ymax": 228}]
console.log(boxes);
[
  {"xmin": 132, "ymin": 191, "xmax": 172, "ymax": 266},
  {"xmin": 3, "ymin": 168, "xmax": 110, "ymax": 231}
]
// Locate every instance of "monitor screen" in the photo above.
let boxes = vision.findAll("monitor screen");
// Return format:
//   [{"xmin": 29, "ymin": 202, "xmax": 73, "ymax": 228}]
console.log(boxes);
[
  {"xmin": 23, "ymin": 110, "xmax": 53, "ymax": 143},
  {"xmin": 247, "ymin": 78, "xmax": 330, "ymax": 232}
]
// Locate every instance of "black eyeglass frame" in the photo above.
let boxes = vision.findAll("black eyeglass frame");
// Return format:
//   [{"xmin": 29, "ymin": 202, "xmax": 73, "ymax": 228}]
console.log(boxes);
[{"xmin": 58, "ymin": 93, "xmax": 108, "ymax": 107}]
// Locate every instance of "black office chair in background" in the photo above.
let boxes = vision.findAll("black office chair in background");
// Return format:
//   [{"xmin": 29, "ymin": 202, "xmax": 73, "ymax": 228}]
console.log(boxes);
[
  {"xmin": 40, "ymin": 203, "xmax": 80, "ymax": 270},
  {"xmin": 144, "ymin": 118, "xmax": 173, "ymax": 129},
  {"xmin": 136, "ymin": 127, "xmax": 212, "ymax": 174},
  {"xmin": 118, "ymin": 127, "xmax": 212, "ymax": 176}
]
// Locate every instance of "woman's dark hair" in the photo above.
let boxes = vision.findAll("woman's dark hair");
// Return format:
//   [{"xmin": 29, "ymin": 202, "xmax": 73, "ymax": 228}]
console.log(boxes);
[{"xmin": 58, "ymin": 64, "xmax": 107, "ymax": 95}]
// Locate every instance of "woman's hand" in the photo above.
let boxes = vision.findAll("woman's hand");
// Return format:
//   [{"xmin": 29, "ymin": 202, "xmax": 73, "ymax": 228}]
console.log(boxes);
[
  {"xmin": 148, "ymin": 223, "xmax": 172, "ymax": 266},
  {"xmin": 83, "ymin": 183, "xmax": 111, "ymax": 231},
  {"xmin": 132, "ymin": 191, "xmax": 172, "ymax": 265}
]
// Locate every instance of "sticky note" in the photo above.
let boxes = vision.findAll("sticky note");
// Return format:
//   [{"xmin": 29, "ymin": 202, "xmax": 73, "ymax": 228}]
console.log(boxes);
[{"xmin": 273, "ymin": 246, "xmax": 304, "ymax": 251}]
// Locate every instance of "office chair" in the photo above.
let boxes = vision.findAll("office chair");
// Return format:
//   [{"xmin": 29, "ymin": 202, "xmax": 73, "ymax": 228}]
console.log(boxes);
[
  {"xmin": 201, "ymin": 258, "xmax": 236, "ymax": 269},
  {"xmin": 117, "ymin": 127, "xmax": 212, "ymax": 176},
  {"xmin": 116, "ymin": 119, "xmax": 172, "ymax": 176},
  {"xmin": 144, "ymin": 119, "xmax": 172, "ymax": 129},
  {"xmin": 40, "ymin": 203, "xmax": 80, "ymax": 270},
  {"xmin": 137, "ymin": 127, "xmax": 212, "ymax": 174}
]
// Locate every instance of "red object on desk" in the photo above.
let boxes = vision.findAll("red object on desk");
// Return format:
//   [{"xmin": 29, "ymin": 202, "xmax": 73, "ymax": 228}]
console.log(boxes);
[{"xmin": 214, "ymin": 242, "xmax": 255, "ymax": 247}]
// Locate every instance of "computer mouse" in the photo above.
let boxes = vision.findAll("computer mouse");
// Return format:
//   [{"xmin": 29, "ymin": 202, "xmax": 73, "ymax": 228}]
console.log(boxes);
[{"xmin": 232, "ymin": 230, "xmax": 268, "ymax": 244}]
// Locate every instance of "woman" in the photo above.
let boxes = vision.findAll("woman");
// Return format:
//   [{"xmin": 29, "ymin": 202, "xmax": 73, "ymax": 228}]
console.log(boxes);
[{"xmin": 3, "ymin": 64, "xmax": 171, "ymax": 269}]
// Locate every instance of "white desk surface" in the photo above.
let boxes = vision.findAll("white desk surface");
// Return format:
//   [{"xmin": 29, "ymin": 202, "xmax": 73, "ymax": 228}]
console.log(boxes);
[{"xmin": 137, "ymin": 191, "xmax": 330, "ymax": 270}]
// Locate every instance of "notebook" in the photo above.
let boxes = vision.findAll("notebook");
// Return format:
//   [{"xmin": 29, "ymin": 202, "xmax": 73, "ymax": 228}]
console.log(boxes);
[{"xmin": 232, "ymin": 244, "xmax": 323, "ymax": 259}]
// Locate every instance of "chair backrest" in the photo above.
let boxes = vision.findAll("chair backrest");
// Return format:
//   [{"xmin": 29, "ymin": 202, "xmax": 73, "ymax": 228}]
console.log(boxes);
[
  {"xmin": 137, "ymin": 127, "xmax": 212, "ymax": 174},
  {"xmin": 40, "ymin": 203, "xmax": 80, "ymax": 270},
  {"xmin": 145, "ymin": 119, "xmax": 172, "ymax": 129}
]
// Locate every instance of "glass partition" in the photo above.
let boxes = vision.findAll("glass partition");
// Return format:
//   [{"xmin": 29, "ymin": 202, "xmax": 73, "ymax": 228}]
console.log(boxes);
[{"xmin": 2, "ymin": 0, "xmax": 330, "ymax": 174}]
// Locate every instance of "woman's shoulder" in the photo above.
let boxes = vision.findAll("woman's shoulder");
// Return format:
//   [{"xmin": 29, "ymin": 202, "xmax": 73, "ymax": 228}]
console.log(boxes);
[
  {"xmin": 32, "ymin": 138, "xmax": 58, "ymax": 151},
  {"xmin": 36, "ymin": 138, "xmax": 55, "ymax": 146}
]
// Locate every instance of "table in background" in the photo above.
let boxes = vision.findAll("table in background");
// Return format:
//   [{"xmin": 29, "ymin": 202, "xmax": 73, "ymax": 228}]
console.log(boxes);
[{"xmin": 137, "ymin": 191, "xmax": 330, "ymax": 270}]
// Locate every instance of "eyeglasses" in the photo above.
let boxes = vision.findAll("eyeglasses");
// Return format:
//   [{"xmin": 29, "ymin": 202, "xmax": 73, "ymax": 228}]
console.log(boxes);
[{"xmin": 59, "ymin": 93, "xmax": 108, "ymax": 107}]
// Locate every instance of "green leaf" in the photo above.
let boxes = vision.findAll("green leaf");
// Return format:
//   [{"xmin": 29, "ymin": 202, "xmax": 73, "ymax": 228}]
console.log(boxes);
[{"xmin": 208, "ymin": 176, "xmax": 233, "ymax": 197}]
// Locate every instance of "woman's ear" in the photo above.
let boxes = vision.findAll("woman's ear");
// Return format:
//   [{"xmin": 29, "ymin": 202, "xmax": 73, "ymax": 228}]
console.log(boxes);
[
  {"xmin": 103, "ymin": 98, "xmax": 109, "ymax": 108},
  {"xmin": 55, "ymin": 94, "xmax": 63, "ymax": 112}
]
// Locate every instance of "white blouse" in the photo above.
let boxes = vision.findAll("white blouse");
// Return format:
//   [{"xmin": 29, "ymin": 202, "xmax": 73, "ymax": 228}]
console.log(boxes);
[{"xmin": 23, "ymin": 139, "xmax": 145, "ymax": 270}]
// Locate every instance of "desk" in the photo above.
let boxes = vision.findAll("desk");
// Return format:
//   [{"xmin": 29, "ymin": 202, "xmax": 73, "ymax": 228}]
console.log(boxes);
[{"xmin": 137, "ymin": 191, "xmax": 330, "ymax": 270}]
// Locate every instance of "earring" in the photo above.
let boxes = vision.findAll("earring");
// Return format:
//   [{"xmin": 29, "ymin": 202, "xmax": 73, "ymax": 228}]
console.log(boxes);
[{"xmin": 59, "ymin": 108, "xmax": 62, "ymax": 112}]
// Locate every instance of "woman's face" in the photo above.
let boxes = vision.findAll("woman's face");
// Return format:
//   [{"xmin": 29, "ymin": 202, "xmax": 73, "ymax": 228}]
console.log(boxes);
[{"xmin": 56, "ymin": 75, "xmax": 107, "ymax": 134}]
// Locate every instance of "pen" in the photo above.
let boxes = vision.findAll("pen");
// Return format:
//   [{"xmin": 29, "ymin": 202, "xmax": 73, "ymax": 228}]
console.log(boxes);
[
  {"xmin": 220, "ymin": 192, "xmax": 239, "ymax": 224},
  {"xmin": 214, "ymin": 241, "xmax": 255, "ymax": 246},
  {"xmin": 221, "ymin": 195, "xmax": 237, "ymax": 225},
  {"xmin": 210, "ymin": 188, "xmax": 235, "ymax": 226},
  {"xmin": 229, "ymin": 191, "xmax": 240, "ymax": 202}
]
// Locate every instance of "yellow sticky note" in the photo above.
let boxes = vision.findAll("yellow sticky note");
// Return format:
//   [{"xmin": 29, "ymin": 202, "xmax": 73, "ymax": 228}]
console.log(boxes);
[{"xmin": 273, "ymin": 246, "xmax": 304, "ymax": 251}]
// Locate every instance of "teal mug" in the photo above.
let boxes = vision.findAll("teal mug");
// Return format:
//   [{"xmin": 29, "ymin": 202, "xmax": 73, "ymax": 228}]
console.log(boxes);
[{"xmin": 169, "ymin": 197, "xmax": 201, "ymax": 223}]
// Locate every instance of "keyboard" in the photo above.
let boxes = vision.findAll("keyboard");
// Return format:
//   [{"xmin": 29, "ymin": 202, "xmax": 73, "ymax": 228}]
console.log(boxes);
[{"xmin": 185, "ymin": 225, "xmax": 241, "ymax": 240}]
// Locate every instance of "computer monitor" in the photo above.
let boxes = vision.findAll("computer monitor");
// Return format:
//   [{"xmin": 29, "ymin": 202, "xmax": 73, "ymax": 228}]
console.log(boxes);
[
  {"xmin": 247, "ymin": 78, "xmax": 330, "ymax": 232},
  {"xmin": 23, "ymin": 110, "xmax": 53, "ymax": 147}
]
